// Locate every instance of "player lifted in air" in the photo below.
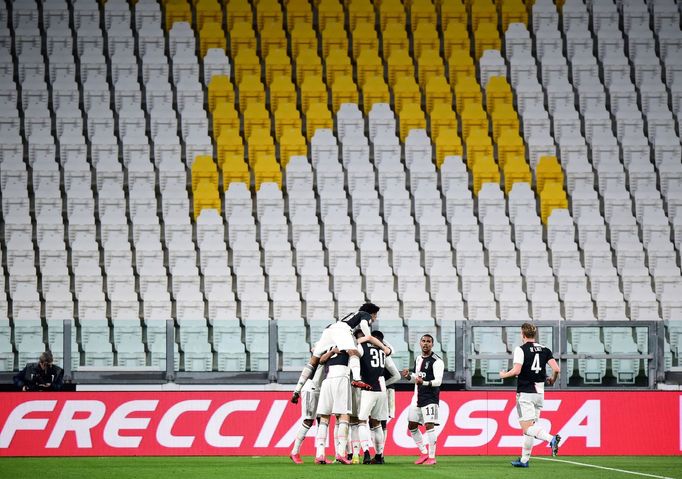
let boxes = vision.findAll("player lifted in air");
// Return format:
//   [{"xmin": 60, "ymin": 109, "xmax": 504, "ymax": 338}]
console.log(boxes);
[
  {"xmin": 499, "ymin": 322, "xmax": 561, "ymax": 468},
  {"xmin": 291, "ymin": 303, "xmax": 380, "ymax": 404},
  {"xmin": 403, "ymin": 334, "xmax": 444, "ymax": 466}
]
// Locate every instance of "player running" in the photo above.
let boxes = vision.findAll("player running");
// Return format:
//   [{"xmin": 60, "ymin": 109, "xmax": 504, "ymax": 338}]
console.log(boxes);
[
  {"xmin": 291, "ymin": 303, "xmax": 380, "ymax": 404},
  {"xmin": 402, "ymin": 334, "xmax": 444, "ymax": 466},
  {"xmin": 289, "ymin": 365, "xmax": 325, "ymax": 464},
  {"xmin": 499, "ymin": 322, "xmax": 561, "ymax": 468}
]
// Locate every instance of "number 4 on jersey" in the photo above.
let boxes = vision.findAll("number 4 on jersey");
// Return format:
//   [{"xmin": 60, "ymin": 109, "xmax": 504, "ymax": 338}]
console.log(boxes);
[{"xmin": 531, "ymin": 353, "xmax": 541, "ymax": 373}]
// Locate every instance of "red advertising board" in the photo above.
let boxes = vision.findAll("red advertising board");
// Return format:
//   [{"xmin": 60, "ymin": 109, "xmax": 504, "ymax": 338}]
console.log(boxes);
[{"xmin": 0, "ymin": 391, "xmax": 679, "ymax": 456}]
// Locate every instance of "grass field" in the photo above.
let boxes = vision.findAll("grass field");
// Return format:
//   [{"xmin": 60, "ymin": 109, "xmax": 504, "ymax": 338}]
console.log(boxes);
[{"xmin": 2, "ymin": 456, "xmax": 681, "ymax": 479}]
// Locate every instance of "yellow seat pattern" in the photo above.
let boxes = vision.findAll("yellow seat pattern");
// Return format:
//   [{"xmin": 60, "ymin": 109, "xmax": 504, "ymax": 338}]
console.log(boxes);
[
  {"xmin": 536, "ymin": 155, "xmax": 564, "ymax": 193},
  {"xmin": 352, "ymin": 21, "xmax": 378, "ymax": 60},
  {"xmin": 429, "ymin": 102, "xmax": 457, "ymax": 142},
  {"xmin": 208, "ymin": 75, "xmax": 235, "ymax": 113},
  {"xmin": 217, "ymin": 129, "xmax": 244, "ymax": 165},
  {"xmin": 474, "ymin": 22, "xmax": 501, "ymax": 59},
  {"xmin": 447, "ymin": 49, "xmax": 476, "ymax": 87},
  {"xmin": 417, "ymin": 49, "xmax": 445, "ymax": 89},
  {"xmin": 191, "ymin": 155, "xmax": 219, "ymax": 191},
  {"xmin": 226, "ymin": 0, "xmax": 252, "ymax": 30},
  {"xmin": 399, "ymin": 102, "xmax": 426, "ymax": 141},
  {"xmin": 193, "ymin": 180, "xmax": 221, "ymax": 219},
  {"xmin": 274, "ymin": 101, "xmax": 302, "ymax": 141},
  {"xmin": 300, "ymin": 76, "xmax": 329, "ymax": 113},
  {"xmin": 443, "ymin": 23, "xmax": 470, "ymax": 60},
  {"xmin": 254, "ymin": 156, "xmax": 282, "ymax": 190},
  {"xmin": 348, "ymin": 0, "xmax": 375, "ymax": 30},
  {"xmin": 212, "ymin": 101, "xmax": 240, "ymax": 139},
  {"xmin": 325, "ymin": 48, "xmax": 353, "ymax": 86},
  {"xmin": 471, "ymin": 0, "xmax": 497, "ymax": 31},
  {"xmin": 265, "ymin": 48, "xmax": 292, "ymax": 86},
  {"xmin": 238, "ymin": 75, "xmax": 266, "ymax": 112},
  {"xmin": 362, "ymin": 76, "xmax": 390, "ymax": 113},
  {"xmin": 387, "ymin": 48, "xmax": 414, "ymax": 88},
  {"xmin": 356, "ymin": 49, "xmax": 383, "ymax": 88},
  {"xmin": 424, "ymin": 75, "xmax": 452, "ymax": 114},
  {"xmin": 321, "ymin": 21, "xmax": 348, "ymax": 58},
  {"xmin": 393, "ymin": 77, "xmax": 421, "ymax": 116},
  {"xmin": 196, "ymin": 0, "xmax": 222, "ymax": 31},
  {"xmin": 291, "ymin": 23, "xmax": 318, "ymax": 59},
  {"xmin": 500, "ymin": 0, "xmax": 528, "ymax": 30},
  {"xmin": 454, "ymin": 76, "xmax": 482, "ymax": 113},
  {"xmin": 461, "ymin": 103, "xmax": 488, "ymax": 140},
  {"xmin": 331, "ymin": 75, "xmax": 359, "ymax": 112},
  {"xmin": 410, "ymin": 0, "xmax": 437, "ymax": 31},
  {"xmin": 435, "ymin": 128, "xmax": 463, "ymax": 168},
  {"xmin": 485, "ymin": 76, "xmax": 514, "ymax": 114},
  {"xmin": 379, "ymin": 0, "xmax": 405, "ymax": 31},
  {"xmin": 318, "ymin": 0, "xmax": 345, "ymax": 30},
  {"xmin": 440, "ymin": 0, "xmax": 467, "ymax": 29},
  {"xmin": 490, "ymin": 104, "xmax": 520, "ymax": 142},
  {"xmin": 465, "ymin": 129, "xmax": 494, "ymax": 168},
  {"xmin": 279, "ymin": 127, "xmax": 308, "ymax": 167},
  {"xmin": 540, "ymin": 182, "xmax": 568, "ymax": 224},
  {"xmin": 413, "ymin": 23, "xmax": 439, "ymax": 58},
  {"xmin": 165, "ymin": 0, "xmax": 191, "ymax": 30},
  {"xmin": 287, "ymin": 0, "xmax": 314, "ymax": 31},
  {"xmin": 472, "ymin": 155, "xmax": 500, "ymax": 195},
  {"xmin": 305, "ymin": 103, "xmax": 333, "ymax": 140},
  {"xmin": 496, "ymin": 129, "xmax": 526, "ymax": 168},
  {"xmin": 503, "ymin": 155, "xmax": 532, "ymax": 193},
  {"xmin": 259, "ymin": 21, "xmax": 288, "ymax": 57},
  {"xmin": 234, "ymin": 47, "xmax": 262, "ymax": 85},
  {"xmin": 248, "ymin": 128, "xmax": 276, "ymax": 165},
  {"xmin": 229, "ymin": 20, "xmax": 257, "ymax": 57},
  {"xmin": 199, "ymin": 22, "xmax": 226, "ymax": 57},
  {"xmin": 243, "ymin": 103, "xmax": 271, "ymax": 139},
  {"xmin": 221, "ymin": 154, "xmax": 250, "ymax": 189},
  {"xmin": 256, "ymin": 0, "xmax": 283, "ymax": 31},
  {"xmin": 269, "ymin": 75, "xmax": 298, "ymax": 112},
  {"xmin": 296, "ymin": 47, "xmax": 324, "ymax": 85}
]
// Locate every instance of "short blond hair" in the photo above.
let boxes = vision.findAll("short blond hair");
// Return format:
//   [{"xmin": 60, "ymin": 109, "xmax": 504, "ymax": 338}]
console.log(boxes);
[{"xmin": 521, "ymin": 323, "xmax": 537, "ymax": 339}]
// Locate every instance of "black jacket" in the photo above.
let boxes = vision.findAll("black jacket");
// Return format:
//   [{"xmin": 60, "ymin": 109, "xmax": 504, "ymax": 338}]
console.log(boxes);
[{"xmin": 13, "ymin": 362, "xmax": 64, "ymax": 391}]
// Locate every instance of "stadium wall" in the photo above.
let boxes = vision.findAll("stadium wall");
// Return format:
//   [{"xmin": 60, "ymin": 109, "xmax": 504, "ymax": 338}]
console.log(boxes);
[{"xmin": 0, "ymin": 391, "xmax": 679, "ymax": 456}]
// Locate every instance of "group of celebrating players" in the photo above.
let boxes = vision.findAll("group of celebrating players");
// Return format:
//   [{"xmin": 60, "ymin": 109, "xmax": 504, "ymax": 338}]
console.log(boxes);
[{"xmin": 288, "ymin": 303, "xmax": 561, "ymax": 467}]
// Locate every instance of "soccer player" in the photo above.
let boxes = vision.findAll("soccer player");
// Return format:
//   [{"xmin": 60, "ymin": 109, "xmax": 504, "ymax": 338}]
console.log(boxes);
[
  {"xmin": 356, "ymin": 330, "xmax": 399, "ymax": 465},
  {"xmin": 289, "ymin": 365, "xmax": 324, "ymax": 464},
  {"xmin": 402, "ymin": 334, "xmax": 444, "ymax": 466},
  {"xmin": 291, "ymin": 303, "xmax": 380, "ymax": 404},
  {"xmin": 499, "ymin": 322, "xmax": 561, "ymax": 468},
  {"xmin": 314, "ymin": 346, "xmax": 353, "ymax": 464}
]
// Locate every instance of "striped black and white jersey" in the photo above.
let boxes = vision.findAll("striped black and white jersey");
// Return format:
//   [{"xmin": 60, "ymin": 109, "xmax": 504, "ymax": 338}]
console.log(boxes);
[{"xmin": 513, "ymin": 342, "xmax": 553, "ymax": 394}]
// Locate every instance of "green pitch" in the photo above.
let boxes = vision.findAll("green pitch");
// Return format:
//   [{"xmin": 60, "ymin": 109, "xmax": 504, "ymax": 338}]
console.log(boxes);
[{"xmin": 2, "ymin": 456, "xmax": 681, "ymax": 479}]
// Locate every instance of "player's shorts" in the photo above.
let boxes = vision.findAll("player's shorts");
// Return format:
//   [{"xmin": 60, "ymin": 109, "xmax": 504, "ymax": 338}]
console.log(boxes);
[
  {"xmin": 408, "ymin": 403, "xmax": 440, "ymax": 425},
  {"xmin": 516, "ymin": 392, "xmax": 543, "ymax": 422},
  {"xmin": 317, "ymin": 376, "xmax": 351, "ymax": 415},
  {"xmin": 387, "ymin": 388, "xmax": 396, "ymax": 419},
  {"xmin": 312, "ymin": 322, "xmax": 357, "ymax": 357},
  {"xmin": 358, "ymin": 390, "xmax": 388, "ymax": 421},
  {"xmin": 301, "ymin": 388, "xmax": 320, "ymax": 420}
]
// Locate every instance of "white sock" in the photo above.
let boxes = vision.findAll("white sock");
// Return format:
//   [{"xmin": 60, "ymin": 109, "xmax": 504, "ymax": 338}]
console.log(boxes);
[
  {"xmin": 351, "ymin": 424, "xmax": 360, "ymax": 455},
  {"xmin": 349, "ymin": 355, "xmax": 361, "ymax": 381},
  {"xmin": 371, "ymin": 426, "xmax": 384, "ymax": 455},
  {"xmin": 333, "ymin": 421, "xmax": 340, "ymax": 456},
  {"xmin": 526, "ymin": 425, "xmax": 553, "ymax": 443},
  {"xmin": 291, "ymin": 422, "xmax": 310, "ymax": 455},
  {"xmin": 410, "ymin": 427, "xmax": 428, "ymax": 454},
  {"xmin": 315, "ymin": 422, "xmax": 328, "ymax": 458},
  {"xmin": 521, "ymin": 433, "xmax": 534, "ymax": 463},
  {"xmin": 425, "ymin": 428, "xmax": 437, "ymax": 459},
  {"xmin": 337, "ymin": 421, "xmax": 349, "ymax": 458},
  {"xmin": 359, "ymin": 422, "xmax": 372, "ymax": 452},
  {"xmin": 294, "ymin": 363, "xmax": 316, "ymax": 393}
]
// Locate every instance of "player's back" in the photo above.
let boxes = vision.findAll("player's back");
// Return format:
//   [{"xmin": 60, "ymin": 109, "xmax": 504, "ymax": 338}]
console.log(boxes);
[
  {"xmin": 359, "ymin": 342, "xmax": 386, "ymax": 391},
  {"xmin": 516, "ymin": 342, "xmax": 553, "ymax": 394}
]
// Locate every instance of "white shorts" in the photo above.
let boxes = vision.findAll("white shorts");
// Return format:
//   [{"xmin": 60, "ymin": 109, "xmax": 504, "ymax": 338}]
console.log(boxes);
[
  {"xmin": 312, "ymin": 322, "xmax": 357, "ymax": 357},
  {"xmin": 387, "ymin": 388, "xmax": 396, "ymax": 419},
  {"xmin": 358, "ymin": 390, "xmax": 388, "ymax": 421},
  {"xmin": 301, "ymin": 389, "xmax": 320, "ymax": 420},
  {"xmin": 317, "ymin": 376, "xmax": 351, "ymax": 415},
  {"xmin": 408, "ymin": 403, "xmax": 440, "ymax": 425},
  {"xmin": 351, "ymin": 387, "xmax": 361, "ymax": 417},
  {"xmin": 516, "ymin": 392, "xmax": 543, "ymax": 422}
]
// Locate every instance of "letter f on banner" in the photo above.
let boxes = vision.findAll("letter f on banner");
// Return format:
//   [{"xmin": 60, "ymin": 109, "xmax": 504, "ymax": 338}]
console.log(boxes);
[{"xmin": 0, "ymin": 401, "xmax": 57, "ymax": 448}]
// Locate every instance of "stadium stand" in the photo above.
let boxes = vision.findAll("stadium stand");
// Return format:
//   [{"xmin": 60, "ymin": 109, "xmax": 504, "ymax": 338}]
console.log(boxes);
[{"xmin": 0, "ymin": 0, "xmax": 680, "ymax": 386}]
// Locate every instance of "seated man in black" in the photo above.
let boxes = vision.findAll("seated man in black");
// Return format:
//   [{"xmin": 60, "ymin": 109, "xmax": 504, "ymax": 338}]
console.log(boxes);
[{"xmin": 14, "ymin": 351, "xmax": 64, "ymax": 391}]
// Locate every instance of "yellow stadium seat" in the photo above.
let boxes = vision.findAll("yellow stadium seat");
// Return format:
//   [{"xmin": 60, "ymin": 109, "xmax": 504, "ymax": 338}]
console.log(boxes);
[
  {"xmin": 393, "ymin": 76, "xmax": 421, "ymax": 116},
  {"xmin": 265, "ymin": 48, "xmax": 292, "ymax": 86},
  {"xmin": 243, "ymin": 103, "xmax": 271, "ymax": 139},
  {"xmin": 454, "ymin": 75, "xmax": 482, "ymax": 113},
  {"xmin": 217, "ymin": 128, "xmax": 244, "ymax": 164},
  {"xmin": 461, "ymin": 103, "xmax": 488, "ymax": 140},
  {"xmin": 296, "ymin": 47, "xmax": 324, "ymax": 86},
  {"xmin": 465, "ymin": 129, "xmax": 493, "ymax": 168},
  {"xmin": 387, "ymin": 48, "xmax": 414, "ymax": 88},
  {"xmin": 348, "ymin": 0, "xmax": 375, "ymax": 30},
  {"xmin": 410, "ymin": 0, "xmax": 437, "ymax": 31},
  {"xmin": 355, "ymin": 49, "xmax": 383, "ymax": 88},
  {"xmin": 443, "ymin": 23, "xmax": 470, "ymax": 59},
  {"xmin": 248, "ymin": 128, "xmax": 276, "ymax": 165},
  {"xmin": 472, "ymin": 156, "xmax": 500, "ymax": 195},
  {"xmin": 471, "ymin": 0, "xmax": 497, "ymax": 31},
  {"xmin": 418, "ymin": 49, "xmax": 445, "ymax": 89},
  {"xmin": 212, "ymin": 101, "xmax": 240, "ymax": 139},
  {"xmin": 165, "ymin": 0, "xmax": 191, "ymax": 30},
  {"xmin": 491, "ymin": 107, "xmax": 520, "ymax": 143},
  {"xmin": 435, "ymin": 128, "xmax": 463, "ymax": 168},
  {"xmin": 318, "ymin": 0, "xmax": 345, "ymax": 30},
  {"xmin": 229, "ymin": 21, "xmax": 257, "ymax": 57},
  {"xmin": 225, "ymin": 0, "xmax": 252, "ymax": 30},
  {"xmin": 221, "ymin": 154, "xmax": 250, "ymax": 189},
  {"xmin": 485, "ymin": 76, "xmax": 513, "ymax": 113},
  {"xmin": 305, "ymin": 103, "xmax": 333, "ymax": 141},
  {"xmin": 413, "ymin": 23, "xmax": 439, "ymax": 58},
  {"xmin": 503, "ymin": 155, "xmax": 532, "ymax": 193},
  {"xmin": 191, "ymin": 154, "xmax": 219, "ymax": 191},
  {"xmin": 398, "ymin": 102, "xmax": 426, "ymax": 141},
  {"xmin": 286, "ymin": 0, "xmax": 313, "ymax": 30},
  {"xmin": 331, "ymin": 75, "xmax": 359, "ymax": 112},
  {"xmin": 253, "ymin": 156, "xmax": 282, "ymax": 190},
  {"xmin": 256, "ymin": 0, "xmax": 283, "ymax": 31},
  {"xmin": 269, "ymin": 75, "xmax": 298, "ymax": 112},
  {"xmin": 381, "ymin": 21, "xmax": 409, "ymax": 60},
  {"xmin": 378, "ymin": 0, "xmax": 405, "ymax": 31},
  {"xmin": 208, "ymin": 75, "xmax": 235, "ymax": 112},
  {"xmin": 193, "ymin": 180, "xmax": 221, "ymax": 219},
  {"xmin": 321, "ymin": 21, "xmax": 348, "ymax": 58},
  {"xmin": 474, "ymin": 22, "xmax": 501, "ymax": 59},
  {"xmin": 274, "ymin": 102, "xmax": 302, "ymax": 141},
  {"xmin": 362, "ymin": 75, "xmax": 390, "ymax": 113},
  {"xmin": 447, "ymin": 48, "xmax": 476, "ymax": 86},
  {"xmin": 352, "ymin": 21, "xmax": 378, "ymax": 60},
  {"xmin": 259, "ymin": 20, "xmax": 288, "ymax": 57},
  {"xmin": 279, "ymin": 127, "xmax": 307, "ymax": 167},
  {"xmin": 424, "ymin": 75, "xmax": 452, "ymax": 115},
  {"xmin": 496, "ymin": 129, "xmax": 525, "ymax": 168},
  {"xmin": 440, "ymin": 0, "xmax": 467, "ymax": 29},
  {"xmin": 199, "ymin": 22, "xmax": 226, "ymax": 58},
  {"xmin": 325, "ymin": 48, "xmax": 353, "ymax": 85},
  {"xmin": 536, "ymin": 155, "xmax": 564, "ymax": 193},
  {"xmin": 290, "ymin": 23, "xmax": 318, "ymax": 59},
  {"xmin": 233, "ymin": 47, "xmax": 261, "ymax": 85},
  {"xmin": 430, "ymin": 102, "xmax": 457, "ymax": 141},
  {"xmin": 500, "ymin": 0, "xmax": 528, "ymax": 30},
  {"xmin": 196, "ymin": 0, "xmax": 222, "ymax": 31},
  {"xmin": 300, "ymin": 76, "xmax": 328, "ymax": 113},
  {"xmin": 540, "ymin": 182, "xmax": 568, "ymax": 224},
  {"xmin": 238, "ymin": 75, "xmax": 266, "ymax": 112}
]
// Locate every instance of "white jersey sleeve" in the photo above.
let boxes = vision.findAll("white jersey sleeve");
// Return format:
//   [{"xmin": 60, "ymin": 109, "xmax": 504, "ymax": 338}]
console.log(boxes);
[
  {"xmin": 513, "ymin": 346, "xmax": 524, "ymax": 365},
  {"xmin": 384, "ymin": 356, "xmax": 401, "ymax": 386}
]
